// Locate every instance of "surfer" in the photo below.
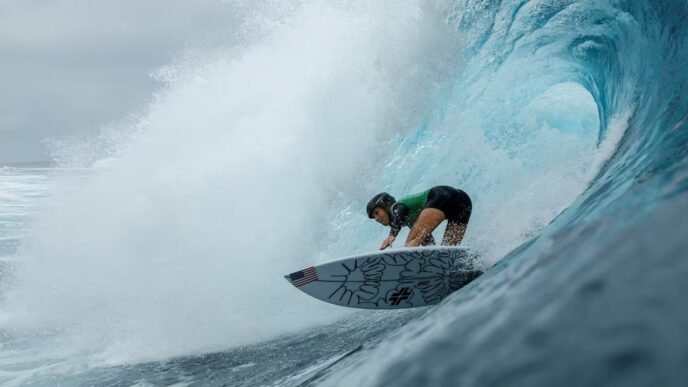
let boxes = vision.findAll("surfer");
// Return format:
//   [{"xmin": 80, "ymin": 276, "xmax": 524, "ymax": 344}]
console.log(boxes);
[{"xmin": 366, "ymin": 186, "xmax": 472, "ymax": 250}]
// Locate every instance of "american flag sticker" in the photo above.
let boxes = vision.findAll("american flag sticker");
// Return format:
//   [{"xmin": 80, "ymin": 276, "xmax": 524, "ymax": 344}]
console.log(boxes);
[{"xmin": 289, "ymin": 267, "xmax": 319, "ymax": 287}]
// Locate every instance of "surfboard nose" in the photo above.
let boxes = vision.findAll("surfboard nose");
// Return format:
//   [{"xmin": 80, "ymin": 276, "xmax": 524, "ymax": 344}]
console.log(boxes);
[
  {"xmin": 284, "ymin": 267, "xmax": 319, "ymax": 288},
  {"xmin": 284, "ymin": 273, "xmax": 300, "ymax": 288}
]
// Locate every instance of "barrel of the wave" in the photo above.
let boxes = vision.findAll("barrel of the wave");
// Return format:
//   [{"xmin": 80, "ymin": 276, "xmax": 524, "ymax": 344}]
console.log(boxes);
[{"xmin": 284, "ymin": 246, "xmax": 483, "ymax": 309}]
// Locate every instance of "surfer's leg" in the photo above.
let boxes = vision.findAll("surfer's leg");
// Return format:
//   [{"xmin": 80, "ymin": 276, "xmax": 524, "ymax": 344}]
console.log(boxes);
[
  {"xmin": 442, "ymin": 222, "xmax": 467, "ymax": 245},
  {"xmin": 433, "ymin": 187, "xmax": 471, "ymax": 245},
  {"xmin": 422, "ymin": 233, "xmax": 436, "ymax": 246},
  {"xmin": 405, "ymin": 208, "xmax": 445, "ymax": 247}
]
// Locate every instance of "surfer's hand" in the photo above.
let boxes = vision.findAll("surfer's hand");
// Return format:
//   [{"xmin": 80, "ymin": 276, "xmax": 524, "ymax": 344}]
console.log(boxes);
[{"xmin": 380, "ymin": 236, "xmax": 395, "ymax": 250}]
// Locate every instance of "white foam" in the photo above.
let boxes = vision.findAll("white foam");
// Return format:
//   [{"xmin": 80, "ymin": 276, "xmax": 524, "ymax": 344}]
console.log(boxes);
[{"xmin": 1, "ymin": 0, "xmax": 462, "ymax": 365}]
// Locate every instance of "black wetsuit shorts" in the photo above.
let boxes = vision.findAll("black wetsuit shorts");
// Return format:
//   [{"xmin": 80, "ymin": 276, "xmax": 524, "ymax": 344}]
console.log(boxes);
[{"xmin": 424, "ymin": 185, "xmax": 472, "ymax": 225}]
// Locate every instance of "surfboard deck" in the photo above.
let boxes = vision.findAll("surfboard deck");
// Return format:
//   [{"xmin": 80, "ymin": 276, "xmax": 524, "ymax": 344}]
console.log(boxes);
[{"xmin": 284, "ymin": 246, "xmax": 482, "ymax": 309}]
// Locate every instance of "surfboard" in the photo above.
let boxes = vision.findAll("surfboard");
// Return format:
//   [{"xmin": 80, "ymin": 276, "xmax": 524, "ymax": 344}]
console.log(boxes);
[{"xmin": 284, "ymin": 246, "xmax": 482, "ymax": 309}]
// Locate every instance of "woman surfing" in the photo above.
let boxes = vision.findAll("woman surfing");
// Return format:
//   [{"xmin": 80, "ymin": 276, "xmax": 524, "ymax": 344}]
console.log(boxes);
[{"xmin": 366, "ymin": 185, "xmax": 472, "ymax": 250}]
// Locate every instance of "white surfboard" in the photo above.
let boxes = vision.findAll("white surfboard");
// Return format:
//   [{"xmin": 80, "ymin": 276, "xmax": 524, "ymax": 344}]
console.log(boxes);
[{"xmin": 284, "ymin": 246, "xmax": 482, "ymax": 309}]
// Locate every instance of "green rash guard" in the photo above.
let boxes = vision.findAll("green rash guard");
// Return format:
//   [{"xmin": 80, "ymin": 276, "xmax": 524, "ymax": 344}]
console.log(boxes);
[{"xmin": 389, "ymin": 189, "xmax": 430, "ymax": 237}]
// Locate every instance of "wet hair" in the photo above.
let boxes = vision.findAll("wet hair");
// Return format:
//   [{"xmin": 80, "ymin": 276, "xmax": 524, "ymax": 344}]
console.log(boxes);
[{"xmin": 366, "ymin": 192, "xmax": 396, "ymax": 218}]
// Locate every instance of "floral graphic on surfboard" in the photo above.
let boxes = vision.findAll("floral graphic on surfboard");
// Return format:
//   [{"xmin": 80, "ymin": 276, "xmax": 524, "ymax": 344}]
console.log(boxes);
[{"xmin": 285, "ymin": 246, "xmax": 482, "ymax": 309}]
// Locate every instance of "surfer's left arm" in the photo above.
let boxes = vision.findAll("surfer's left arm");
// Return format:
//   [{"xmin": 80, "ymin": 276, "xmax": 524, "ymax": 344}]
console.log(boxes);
[{"xmin": 405, "ymin": 209, "xmax": 444, "ymax": 247}]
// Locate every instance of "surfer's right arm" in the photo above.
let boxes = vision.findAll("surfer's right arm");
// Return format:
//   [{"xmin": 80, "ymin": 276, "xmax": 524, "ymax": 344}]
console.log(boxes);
[
  {"xmin": 380, "ymin": 235, "xmax": 395, "ymax": 250},
  {"xmin": 381, "ymin": 203, "xmax": 409, "ymax": 250}
]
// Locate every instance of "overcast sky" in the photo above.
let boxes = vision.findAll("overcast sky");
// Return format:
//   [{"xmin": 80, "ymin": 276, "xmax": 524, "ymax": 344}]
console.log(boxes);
[{"xmin": 0, "ymin": 0, "xmax": 242, "ymax": 165}]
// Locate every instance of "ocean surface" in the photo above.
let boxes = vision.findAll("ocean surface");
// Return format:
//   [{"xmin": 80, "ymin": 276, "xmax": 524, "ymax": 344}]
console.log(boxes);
[{"xmin": 1, "ymin": 0, "xmax": 687, "ymax": 386}]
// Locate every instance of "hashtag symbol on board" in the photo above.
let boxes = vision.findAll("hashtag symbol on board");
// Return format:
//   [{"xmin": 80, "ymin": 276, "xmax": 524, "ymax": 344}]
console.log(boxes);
[{"xmin": 390, "ymin": 287, "xmax": 412, "ymax": 306}]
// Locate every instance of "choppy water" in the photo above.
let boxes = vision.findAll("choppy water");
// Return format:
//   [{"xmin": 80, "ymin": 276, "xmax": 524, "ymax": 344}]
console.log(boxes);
[{"xmin": 1, "ymin": 0, "xmax": 687, "ymax": 386}]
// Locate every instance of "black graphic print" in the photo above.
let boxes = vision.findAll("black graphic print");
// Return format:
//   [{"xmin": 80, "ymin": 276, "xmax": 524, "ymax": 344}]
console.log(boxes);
[{"xmin": 327, "ymin": 248, "xmax": 482, "ymax": 308}]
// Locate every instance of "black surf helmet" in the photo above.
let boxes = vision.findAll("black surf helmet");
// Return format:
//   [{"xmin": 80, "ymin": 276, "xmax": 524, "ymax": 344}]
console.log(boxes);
[{"xmin": 366, "ymin": 192, "xmax": 396, "ymax": 218}]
